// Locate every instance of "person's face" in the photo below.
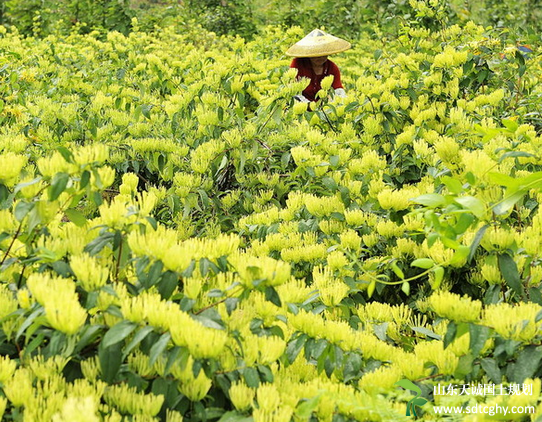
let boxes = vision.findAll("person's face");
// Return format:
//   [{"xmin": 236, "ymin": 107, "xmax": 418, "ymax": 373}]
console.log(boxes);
[{"xmin": 309, "ymin": 56, "xmax": 328, "ymax": 67}]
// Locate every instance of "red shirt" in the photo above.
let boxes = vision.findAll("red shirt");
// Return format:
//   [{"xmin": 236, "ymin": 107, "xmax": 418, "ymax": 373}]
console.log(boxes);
[{"xmin": 290, "ymin": 58, "xmax": 344, "ymax": 101}]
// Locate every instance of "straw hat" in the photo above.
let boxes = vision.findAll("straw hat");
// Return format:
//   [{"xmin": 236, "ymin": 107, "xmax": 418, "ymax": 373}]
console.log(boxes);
[{"xmin": 285, "ymin": 29, "xmax": 351, "ymax": 58}]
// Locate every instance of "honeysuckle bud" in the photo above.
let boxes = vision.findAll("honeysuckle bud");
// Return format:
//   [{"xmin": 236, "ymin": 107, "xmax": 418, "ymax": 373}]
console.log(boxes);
[
  {"xmin": 0, "ymin": 355, "xmax": 16, "ymax": 383},
  {"xmin": 340, "ymin": 229, "xmax": 362, "ymax": 251},
  {"xmin": 281, "ymin": 243, "xmax": 327, "ymax": 263},
  {"xmin": 229, "ymin": 381, "xmax": 255, "ymax": 411},
  {"xmin": 427, "ymin": 291, "xmax": 481, "ymax": 323},
  {"xmin": 3, "ymin": 368, "xmax": 33, "ymax": 407},
  {"xmin": 174, "ymin": 358, "xmax": 212, "ymax": 402},
  {"xmin": 422, "ymin": 341, "xmax": 460, "ymax": 375},
  {"xmin": 71, "ymin": 253, "xmax": 109, "ymax": 291},
  {"xmin": 166, "ymin": 410, "xmax": 184, "ymax": 422},
  {"xmin": 128, "ymin": 350, "xmax": 157, "ymax": 378},
  {"xmin": 93, "ymin": 166, "xmax": 115, "ymax": 189},
  {"xmin": 304, "ymin": 194, "xmax": 344, "ymax": 218},
  {"xmin": 0, "ymin": 152, "xmax": 27, "ymax": 187},
  {"xmin": 27, "ymin": 273, "xmax": 87, "ymax": 335},
  {"xmin": 74, "ymin": 145, "xmax": 109, "ymax": 166},
  {"xmin": 0, "ymin": 397, "xmax": 6, "ymax": 421},
  {"xmin": 483, "ymin": 302, "xmax": 541, "ymax": 342},
  {"xmin": 314, "ymin": 266, "xmax": 349, "ymax": 307},
  {"xmin": 28, "ymin": 355, "xmax": 68, "ymax": 380},
  {"xmin": 359, "ymin": 365, "xmax": 402, "ymax": 393},
  {"xmin": 232, "ymin": 254, "xmax": 291, "ymax": 287},
  {"xmin": 256, "ymin": 384, "xmax": 281, "ymax": 411},
  {"xmin": 98, "ymin": 198, "xmax": 133, "ymax": 229},
  {"xmin": 81, "ymin": 356, "xmax": 101, "ymax": 381},
  {"xmin": 0, "ymin": 285, "xmax": 17, "ymax": 322},
  {"xmin": 105, "ymin": 384, "xmax": 164, "ymax": 416},
  {"xmin": 292, "ymin": 100, "xmax": 308, "ymax": 114},
  {"xmin": 52, "ymin": 397, "xmax": 100, "ymax": 422},
  {"xmin": 394, "ymin": 351, "xmax": 429, "ymax": 380},
  {"xmin": 19, "ymin": 177, "xmax": 45, "ymax": 199}
]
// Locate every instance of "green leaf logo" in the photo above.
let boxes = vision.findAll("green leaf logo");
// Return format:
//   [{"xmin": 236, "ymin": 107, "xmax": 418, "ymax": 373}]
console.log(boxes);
[{"xmin": 395, "ymin": 379, "xmax": 429, "ymax": 418}]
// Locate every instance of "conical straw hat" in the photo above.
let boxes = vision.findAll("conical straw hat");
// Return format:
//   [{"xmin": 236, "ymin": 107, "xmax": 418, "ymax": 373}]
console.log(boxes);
[{"xmin": 285, "ymin": 29, "xmax": 351, "ymax": 58}]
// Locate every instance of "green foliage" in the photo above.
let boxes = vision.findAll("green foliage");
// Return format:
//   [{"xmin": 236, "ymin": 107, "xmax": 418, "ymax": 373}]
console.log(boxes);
[{"xmin": 2, "ymin": 12, "xmax": 542, "ymax": 422}]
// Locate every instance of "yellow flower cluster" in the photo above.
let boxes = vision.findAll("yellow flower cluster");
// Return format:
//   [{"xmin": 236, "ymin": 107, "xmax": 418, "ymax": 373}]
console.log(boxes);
[{"xmin": 26, "ymin": 273, "xmax": 87, "ymax": 335}]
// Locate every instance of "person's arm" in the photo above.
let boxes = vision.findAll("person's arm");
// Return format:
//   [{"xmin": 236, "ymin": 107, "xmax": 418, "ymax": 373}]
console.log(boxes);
[{"xmin": 294, "ymin": 94, "xmax": 310, "ymax": 103}]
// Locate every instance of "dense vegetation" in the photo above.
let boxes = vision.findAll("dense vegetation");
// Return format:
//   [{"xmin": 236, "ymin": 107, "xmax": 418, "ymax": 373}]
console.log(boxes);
[{"xmin": 1, "ymin": 1, "xmax": 542, "ymax": 421}]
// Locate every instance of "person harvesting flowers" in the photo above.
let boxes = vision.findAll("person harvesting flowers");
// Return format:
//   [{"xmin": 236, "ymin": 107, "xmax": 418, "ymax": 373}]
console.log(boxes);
[{"xmin": 286, "ymin": 29, "xmax": 351, "ymax": 104}]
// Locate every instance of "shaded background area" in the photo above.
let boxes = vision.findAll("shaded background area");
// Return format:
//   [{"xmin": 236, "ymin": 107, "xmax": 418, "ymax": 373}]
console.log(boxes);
[{"xmin": 1, "ymin": 0, "xmax": 541, "ymax": 40}]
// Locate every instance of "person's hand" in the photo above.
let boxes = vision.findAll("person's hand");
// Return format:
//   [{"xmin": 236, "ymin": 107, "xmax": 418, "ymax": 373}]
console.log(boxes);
[{"xmin": 334, "ymin": 88, "xmax": 347, "ymax": 98}]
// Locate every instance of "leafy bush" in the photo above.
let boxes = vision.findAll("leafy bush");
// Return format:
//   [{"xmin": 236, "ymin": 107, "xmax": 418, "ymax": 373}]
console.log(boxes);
[{"xmin": 1, "ymin": 17, "xmax": 542, "ymax": 422}]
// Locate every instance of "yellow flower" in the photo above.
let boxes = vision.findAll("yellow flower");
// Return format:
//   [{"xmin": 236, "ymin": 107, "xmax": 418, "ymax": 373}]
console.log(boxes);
[
  {"xmin": 27, "ymin": 273, "xmax": 87, "ymax": 335},
  {"xmin": 0, "ymin": 153, "xmax": 27, "ymax": 186},
  {"xmin": 427, "ymin": 291, "xmax": 482, "ymax": 323},
  {"xmin": 70, "ymin": 253, "xmax": 109, "ymax": 291},
  {"xmin": 105, "ymin": 384, "xmax": 164, "ymax": 416},
  {"xmin": 229, "ymin": 381, "xmax": 255, "ymax": 411}
]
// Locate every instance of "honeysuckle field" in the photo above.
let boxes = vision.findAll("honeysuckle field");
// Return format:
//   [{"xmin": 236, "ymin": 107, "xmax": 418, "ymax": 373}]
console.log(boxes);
[{"xmin": 2, "ymin": 15, "xmax": 542, "ymax": 422}]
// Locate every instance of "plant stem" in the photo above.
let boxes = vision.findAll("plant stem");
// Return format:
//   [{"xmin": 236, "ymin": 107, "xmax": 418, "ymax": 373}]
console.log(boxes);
[{"xmin": 0, "ymin": 221, "xmax": 23, "ymax": 266}]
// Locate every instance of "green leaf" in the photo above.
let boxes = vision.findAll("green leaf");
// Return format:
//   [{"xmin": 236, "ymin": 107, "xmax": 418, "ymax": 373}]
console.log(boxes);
[
  {"xmin": 14, "ymin": 201, "xmax": 34, "ymax": 221},
  {"xmin": 74, "ymin": 324, "xmax": 102, "ymax": 354},
  {"xmin": 64, "ymin": 209, "xmax": 87, "ymax": 227},
  {"xmin": 432, "ymin": 266, "xmax": 444, "ymax": 289},
  {"xmin": 443, "ymin": 321, "xmax": 457, "ymax": 349},
  {"xmin": 102, "ymin": 320, "xmax": 137, "ymax": 349},
  {"xmin": 455, "ymin": 196, "xmax": 485, "ymax": 218},
  {"xmin": 488, "ymin": 172, "xmax": 517, "ymax": 188},
  {"xmin": 322, "ymin": 177, "xmax": 337, "ymax": 191},
  {"xmin": 498, "ymin": 253, "xmax": 522, "ymax": 296},
  {"xmin": 49, "ymin": 172, "xmax": 69, "ymax": 201},
  {"xmin": 158, "ymin": 271, "xmax": 178, "ymax": 300},
  {"xmin": 16, "ymin": 308, "xmax": 45, "ymax": 341},
  {"xmin": 412, "ymin": 193, "xmax": 446, "ymax": 208},
  {"xmin": 99, "ymin": 341, "xmax": 123, "ymax": 383},
  {"xmin": 85, "ymin": 231, "xmax": 115, "ymax": 256},
  {"xmin": 342, "ymin": 353, "xmax": 362, "ymax": 382},
  {"xmin": 450, "ymin": 245, "xmax": 470, "ymax": 266},
  {"xmin": 499, "ymin": 151, "xmax": 535, "ymax": 163},
  {"xmin": 441, "ymin": 176, "xmax": 463, "ymax": 194},
  {"xmin": 141, "ymin": 104, "xmax": 152, "ymax": 119},
  {"xmin": 149, "ymin": 332, "xmax": 171, "ymax": 366},
  {"xmin": 480, "ymin": 358, "xmax": 502, "ymax": 384},
  {"xmin": 329, "ymin": 155, "xmax": 340, "ymax": 167},
  {"xmin": 468, "ymin": 225, "xmax": 488, "ymax": 263},
  {"xmin": 493, "ymin": 190, "xmax": 525, "ymax": 215},
  {"xmin": 80, "ymin": 170, "xmax": 91, "ymax": 189},
  {"xmin": 410, "ymin": 326, "xmax": 441, "ymax": 340},
  {"xmin": 286, "ymin": 334, "xmax": 307, "ymax": 364},
  {"xmin": 469, "ymin": 324, "xmax": 490, "ymax": 357},
  {"xmin": 509, "ymin": 346, "xmax": 542, "ymax": 383},
  {"xmin": 401, "ymin": 281, "xmax": 410, "ymax": 296},
  {"xmin": 57, "ymin": 146, "xmax": 74, "ymax": 163},
  {"xmin": 243, "ymin": 367, "xmax": 260, "ymax": 388},
  {"xmin": 390, "ymin": 261, "xmax": 404, "ymax": 279},
  {"xmin": 122, "ymin": 325, "xmax": 154, "ymax": 359},
  {"xmin": 0, "ymin": 183, "xmax": 8, "ymax": 203},
  {"xmin": 502, "ymin": 118, "xmax": 519, "ymax": 132},
  {"xmin": 411, "ymin": 258, "xmax": 434, "ymax": 269},
  {"xmin": 264, "ymin": 285, "xmax": 282, "ymax": 307},
  {"xmin": 295, "ymin": 394, "xmax": 321, "ymax": 420},
  {"xmin": 367, "ymin": 279, "xmax": 376, "ymax": 298}
]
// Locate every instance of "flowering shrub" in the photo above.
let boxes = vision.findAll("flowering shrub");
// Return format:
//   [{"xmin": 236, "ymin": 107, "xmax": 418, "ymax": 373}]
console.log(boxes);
[{"xmin": 1, "ymin": 19, "xmax": 542, "ymax": 422}]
